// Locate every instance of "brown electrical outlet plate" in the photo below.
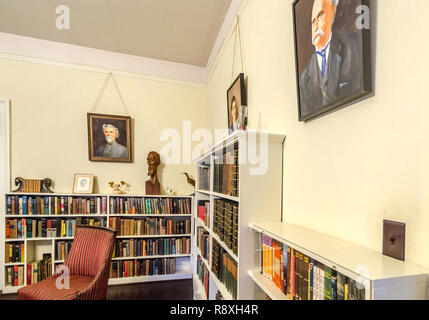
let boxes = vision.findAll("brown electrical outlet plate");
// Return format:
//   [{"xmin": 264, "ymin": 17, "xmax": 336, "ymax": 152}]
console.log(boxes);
[{"xmin": 383, "ymin": 220, "xmax": 406, "ymax": 261}]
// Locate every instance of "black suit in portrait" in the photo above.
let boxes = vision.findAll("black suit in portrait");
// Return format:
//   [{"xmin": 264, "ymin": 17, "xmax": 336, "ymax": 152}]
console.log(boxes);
[{"xmin": 299, "ymin": 31, "xmax": 363, "ymax": 120}]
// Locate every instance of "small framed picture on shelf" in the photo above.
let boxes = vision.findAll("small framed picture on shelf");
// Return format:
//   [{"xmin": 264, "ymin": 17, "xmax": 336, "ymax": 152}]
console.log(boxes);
[
  {"xmin": 73, "ymin": 174, "xmax": 94, "ymax": 194},
  {"xmin": 227, "ymin": 73, "xmax": 247, "ymax": 134},
  {"xmin": 87, "ymin": 113, "xmax": 132, "ymax": 163}
]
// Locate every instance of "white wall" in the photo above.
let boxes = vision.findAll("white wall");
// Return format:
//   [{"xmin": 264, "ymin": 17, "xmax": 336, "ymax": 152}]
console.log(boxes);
[
  {"xmin": 0, "ymin": 57, "xmax": 207, "ymax": 195},
  {"xmin": 206, "ymin": 0, "xmax": 429, "ymax": 269},
  {"xmin": 0, "ymin": 99, "xmax": 10, "ymax": 291}
]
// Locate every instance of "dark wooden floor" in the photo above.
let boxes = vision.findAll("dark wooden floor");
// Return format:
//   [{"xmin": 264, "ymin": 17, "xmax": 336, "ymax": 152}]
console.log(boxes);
[{"xmin": 0, "ymin": 279, "xmax": 193, "ymax": 300}]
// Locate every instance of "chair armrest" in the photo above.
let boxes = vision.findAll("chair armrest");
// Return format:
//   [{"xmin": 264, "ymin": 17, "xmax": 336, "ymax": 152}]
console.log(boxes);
[{"xmin": 76, "ymin": 261, "xmax": 110, "ymax": 300}]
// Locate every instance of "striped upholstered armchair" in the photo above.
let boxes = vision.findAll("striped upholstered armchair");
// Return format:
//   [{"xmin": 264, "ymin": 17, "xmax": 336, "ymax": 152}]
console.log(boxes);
[{"xmin": 18, "ymin": 225, "xmax": 117, "ymax": 300}]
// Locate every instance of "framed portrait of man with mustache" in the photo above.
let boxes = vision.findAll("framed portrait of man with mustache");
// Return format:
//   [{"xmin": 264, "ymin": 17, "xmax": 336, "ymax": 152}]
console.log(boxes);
[
  {"xmin": 293, "ymin": 0, "xmax": 372, "ymax": 122},
  {"xmin": 87, "ymin": 113, "xmax": 132, "ymax": 163}
]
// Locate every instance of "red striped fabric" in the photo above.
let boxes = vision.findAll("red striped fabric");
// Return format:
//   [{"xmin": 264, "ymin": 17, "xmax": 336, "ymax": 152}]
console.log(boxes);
[{"xmin": 17, "ymin": 226, "xmax": 116, "ymax": 300}]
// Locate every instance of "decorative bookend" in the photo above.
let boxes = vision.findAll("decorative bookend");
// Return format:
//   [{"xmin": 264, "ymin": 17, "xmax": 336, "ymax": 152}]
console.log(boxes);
[
  {"xmin": 13, "ymin": 177, "xmax": 54, "ymax": 193},
  {"xmin": 382, "ymin": 220, "xmax": 406, "ymax": 261}
]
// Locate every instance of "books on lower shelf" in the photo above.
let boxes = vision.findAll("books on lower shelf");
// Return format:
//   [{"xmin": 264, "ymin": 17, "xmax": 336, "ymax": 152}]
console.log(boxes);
[
  {"xmin": 213, "ymin": 143, "xmax": 239, "ymax": 197},
  {"xmin": 261, "ymin": 234, "xmax": 366, "ymax": 300},
  {"xmin": 6, "ymin": 217, "xmax": 107, "ymax": 239},
  {"xmin": 27, "ymin": 256, "xmax": 53, "ymax": 285},
  {"xmin": 109, "ymin": 197, "xmax": 191, "ymax": 215},
  {"xmin": 113, "ymin": 237, "xmax": 191, "ymax": 258},
  {"xmin": 6, "ymin": 195, "xmax": 107, "ymax": 215},
  {"xmin": 197, "ymin": 255, "xmax": 209, "ymax": 298},
  {"xmin": 197, "ymin": 227, "xmax": 210, "ymax": 262},
  {"xmin": 110, "ymin": 258, "xmax": 177, "ymax": 278},
  {"xmin": 5, "ymin": 242, "xmax": 24, "ymax": 263},
  {"xmin": 212, "ymin": 238, "xmax": 237, "ymax": 299},
  {"xmin": 6, "ymin": 265, "xmax": 24, "ymax": 287},
  {"xmin": 109, "ymin": 217, "xmax": 191, "ymax": 236},
  {"xmin": 2, "ymin": 193, "xmax": 195, "ymax": 290},
  {"xmin": 213, "ymin": 199, "xmax": 238, "ymax": 256}
]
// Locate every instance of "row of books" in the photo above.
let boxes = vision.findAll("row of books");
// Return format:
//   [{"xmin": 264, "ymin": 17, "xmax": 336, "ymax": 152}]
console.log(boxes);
[
  {"xmin": 6, "ymin": 217, "xmax": 107, "ymax": 239},
  {"xmin": 197, "ymin": 201, "xmax": 210, "ymax": 228},
  {"xmin": 5, "ymin": 265, "xmax": 24, "ymax": 287},
  {"xmin": 197, "ymin": 227, "xmax": 210, "ymax": 262},
  {"xmin": 27, "ymin": 256, "xmax": 52, "ymax": 285},
  {"xmin": 213, "ymin": 144, "xmax": 239, "ymax": 197},
  {"xmin": 5, "ymin": 242, "xmax": 24, "ymax": 263},
  {"xmin": 55, "ymin": 241, "xmax": 72, "ymax": 261},
  {"xmin": 110, "ymin": 258, "xmax": 177, "ymax": 278},
  {"xmin": 197, "ymin": 255, "xmax": 209, "ymax": 297},
  {"xmin": 112, "ymin": 237, "xmax": 191, "ymax": 258},
  {"xmin": 261, "ymin": 235, "xmax": 366, "ymax": 300},
  {"xmin": 110, "ymin": 197, "xmax": 191, "ymax": 215},
  {"xmin": 213, "ymin": 199, "xmax": 238, "ymax": 256},
  {"xmin": 197, "ymin": 166, "xmax": 210, "ymax": 191},
  {"xmin": 6, "ymin": 195, "xmax": 108, "ymax": 215},
  {"xmin": 212, "ymin": 239, "xmax": 238, "ymax": 299},
  {"xmin": 109, "ymin": 217, "xmax": 191, "ymax": 236}
]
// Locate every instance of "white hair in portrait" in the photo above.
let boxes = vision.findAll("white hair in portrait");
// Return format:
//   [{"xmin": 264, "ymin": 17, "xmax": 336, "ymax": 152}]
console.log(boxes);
[{"xmin": 102, "ymin": 124, "xmax": 120, "ymax": 138}]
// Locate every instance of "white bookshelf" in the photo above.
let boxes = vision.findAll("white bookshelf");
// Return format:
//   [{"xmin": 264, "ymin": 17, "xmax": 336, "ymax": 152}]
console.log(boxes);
[
  {"xmin": 192, "ymin": 131, "xmax": 285, "ymax": 300},
  {"xmin": 1, "ymin": 193, "xmax": 194, "ymax": 293},
  {"xmin": 249, "ymin": 221, "xmax": 429, "ymax": 300}
]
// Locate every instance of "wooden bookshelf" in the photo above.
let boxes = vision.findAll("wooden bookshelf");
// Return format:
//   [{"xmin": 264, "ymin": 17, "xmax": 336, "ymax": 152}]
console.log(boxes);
[
  {"xmin": 1, "ymin": 193, "xmax": 194, "ymax": 293},
  {"xmin": 192, "ymin": 131, "xmax": 285, "ymax": 300},
  {"xmin": 249, "ymin": 221, "xmax": 429, "ymax": 300}
]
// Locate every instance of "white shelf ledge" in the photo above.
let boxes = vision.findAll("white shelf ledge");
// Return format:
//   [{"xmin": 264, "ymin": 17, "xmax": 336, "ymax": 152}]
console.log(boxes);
[
  {"xmin": 211, "ymin": 232, "xmax": 238, "ymax": 262},
  {"xmin": 211, "ymin": 192, "xmax": 239, "ymax": 203},
  {"xmin": 249, "ymin": 221, "xmax": 429, "ymax": 282},
  {"xmin": 109, "ymin": 214, "xmax": 192, "ymax": 217},
  {"xmin": 116, "ymin": 234, "xmax": 191, "ymax": 239},
  {"xmin": 210, "ymin": 271, "xmax": 233, "ymax": 300},
  {"xmin": 112, "ymin": 254, "xmax": 191, "ymax": 261},
  {"xmin": 248, "ymin": 269, "xmax": 289, "ymax": 300},
  {"xmin": 108, "ymin": 270, "xmax": 192, "ymax": 285},
  {"xmin": 193, "ymin": 273, "xmax": 208, "ymax": 300}
]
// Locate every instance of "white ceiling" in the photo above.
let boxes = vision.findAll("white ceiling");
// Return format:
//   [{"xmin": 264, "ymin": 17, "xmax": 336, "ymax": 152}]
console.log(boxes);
[{"xmin": 0, "ymin": 0, "xmax": 232, "ymax": 67}]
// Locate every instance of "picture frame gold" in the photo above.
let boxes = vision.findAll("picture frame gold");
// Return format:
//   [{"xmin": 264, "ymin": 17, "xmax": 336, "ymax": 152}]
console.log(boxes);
[{"xmin": 87, "ymin": 113, "xmax": 132, "ymax": 163}]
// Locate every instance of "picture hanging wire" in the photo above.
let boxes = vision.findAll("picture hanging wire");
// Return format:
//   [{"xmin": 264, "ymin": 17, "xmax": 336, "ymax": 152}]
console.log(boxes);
[
  {"xmin": 91, "ymin": 72, "xmax": 131, "ymax": 116},
  {"xmin": 231, "ymin": 15, "xmax": 245, "ymax": 83}
]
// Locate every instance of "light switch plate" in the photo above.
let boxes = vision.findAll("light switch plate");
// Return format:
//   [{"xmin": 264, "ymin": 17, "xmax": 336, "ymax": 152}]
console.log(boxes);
[{"xmin": 383, "ymin": 220, "xmax": 406, "ymax": 261}]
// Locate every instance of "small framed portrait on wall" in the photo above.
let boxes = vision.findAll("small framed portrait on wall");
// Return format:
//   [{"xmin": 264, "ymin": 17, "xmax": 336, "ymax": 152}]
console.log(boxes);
[
  {"xmin": 73, "ymin": 174, "xmax": 94, "ymax": 194},
  {"xmin": 87, "ymin": 113, "xmax": 132, "ymax": 163},
  {"xmin": 227, "ymin": 73, "xmax": 247, "ymax": 134}
]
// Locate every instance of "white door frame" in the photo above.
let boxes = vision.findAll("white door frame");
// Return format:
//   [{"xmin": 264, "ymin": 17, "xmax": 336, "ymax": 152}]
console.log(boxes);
[{"xmin": 0, "ymin": 99, "xmax": 10, "ymax": 293}]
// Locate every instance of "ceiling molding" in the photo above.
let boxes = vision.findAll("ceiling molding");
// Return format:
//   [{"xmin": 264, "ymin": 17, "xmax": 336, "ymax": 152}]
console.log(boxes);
[
  {"xmin": 0, "ymin": 32, "xmax": 207, "ymax": 85},
  {"xmin": 0, "ymin": 0, "xmax": 244, "ymax": 85}
]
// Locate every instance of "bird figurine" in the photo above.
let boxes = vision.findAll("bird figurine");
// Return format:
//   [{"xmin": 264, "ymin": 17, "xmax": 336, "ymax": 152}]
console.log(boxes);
[{"xmin": 181, "ymin": 172, "xmax": 195, "ymax": 187}]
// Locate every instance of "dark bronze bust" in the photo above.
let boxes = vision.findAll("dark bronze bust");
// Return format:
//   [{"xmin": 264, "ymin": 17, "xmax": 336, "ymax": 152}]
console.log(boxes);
[{"xmin": 145, "ymin": 151, "xmax": 161, "ymax": 195}]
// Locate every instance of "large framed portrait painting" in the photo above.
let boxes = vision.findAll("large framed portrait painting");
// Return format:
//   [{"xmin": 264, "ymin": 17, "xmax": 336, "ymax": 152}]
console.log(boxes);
[
  {"xmin": 293, "ymin": 0, "xmax": 372, "ymax": 122},
  {"xmin": 87, "ymin": 113, "xmax": 132, "ymax": 163}
]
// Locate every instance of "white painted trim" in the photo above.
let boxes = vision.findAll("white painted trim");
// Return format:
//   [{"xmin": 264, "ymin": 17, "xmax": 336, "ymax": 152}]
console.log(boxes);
[
  {"xmin": 0, "ymin": 99, "xmax": 10, "ymax": 292},
  {"xmin": 0, "ymin": 32, "xmax": 207, "ymax": 86},
  {"xmin": 0, "ymin": 0, "xmax": 246, "ymax": 86}
]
